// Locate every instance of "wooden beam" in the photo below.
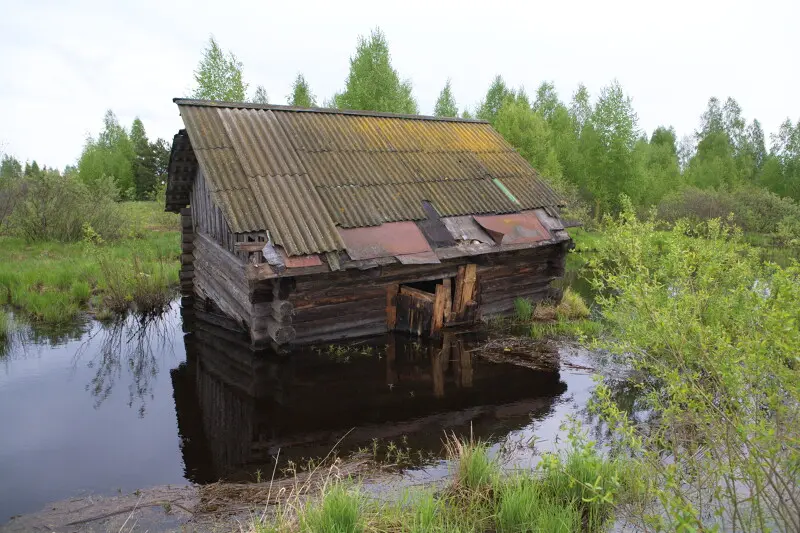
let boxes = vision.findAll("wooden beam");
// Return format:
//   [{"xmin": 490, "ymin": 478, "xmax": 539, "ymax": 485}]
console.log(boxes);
[
  {"xmin": 453, "ymin": 266, "xmax": 465, "ymax": 319},
  {"xmin": 400, "ymin": 286, "xmax": 436, "ymax": 303},
  {"xmin": 386, "ymin": 284, "xmax": 398, "ymax": 329},
  {"xmin": 234, "ymin": 242, "xmax": 266, "ymax": 252},
  {"xmin": 431, "ymin": 283, "xmax": 447, "ymax": 335},
  {"xmin": 442, "ymin": 278, "xmax": 452, "ymax": 325}
]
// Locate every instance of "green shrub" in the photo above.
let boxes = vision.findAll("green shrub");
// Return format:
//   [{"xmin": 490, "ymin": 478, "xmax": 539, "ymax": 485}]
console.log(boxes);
[
  {"xmin": 10, "ymin": 172, "xmax": 124, "ymax": 242},
  {"xmin": 657, "ymin": 186, "xmax": 735, "ymax": 225},
  {"xmin": 591, "ymin": 199, "xmax": 800, "ymax": 532},
  {"xmin": 657, "ymin": 184, "xmax": 800, "ymax": 239}
]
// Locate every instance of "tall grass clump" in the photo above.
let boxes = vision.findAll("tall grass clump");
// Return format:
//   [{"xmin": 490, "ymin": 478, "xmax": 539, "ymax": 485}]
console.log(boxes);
[
  {"xmin": 96, "ymin": 247, "xmax": 178, "ymax": 315},
  {"xmin": 495, "ymin": 475, "xmax": 579, "ymax": 533},
  {"xmin": 0, "ymin": 311, "xmax": 9, "ymax": 340},
  {"xmin": 300, "ymin": 482, "xmax": 363, "ymax": 533},
  {"xmin": 514, "ymin": 297, "xmax": 533, "ymax": 321},
  {"xmin": 445, "ymin": 433, "xmax": 499, "ymax": 493},
  {"xmin": 532, "ymin": 288, "xmax": 590, "ymax": 321},
  {"xmin": 529, "ymin": 318, "xmax": 602, "ymax": 340},
  {"xmin": 590, "ymin": 197, "xmax": 800, "ymax": 532},
  {"xmin": 536, "ymin": 430, "xmax": 641, "ymax": 531}
]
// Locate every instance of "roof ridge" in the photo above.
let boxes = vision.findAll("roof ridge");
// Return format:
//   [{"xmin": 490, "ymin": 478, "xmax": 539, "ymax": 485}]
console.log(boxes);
[{"xmin": 174, "ymin": 98, "xmax": 490, "ymax": 124}]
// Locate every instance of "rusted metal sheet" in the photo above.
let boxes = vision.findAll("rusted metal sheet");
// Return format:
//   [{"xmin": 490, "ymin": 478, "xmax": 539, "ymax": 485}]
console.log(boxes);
[
  {"xmin": 473, "ymin": 213, "xmax": 550, "ymax": 245},
  {"xmin": 396, "ymin": 251, "xmax": 441, "ymax": 265},
  {"xmin": 338, "ymin": 222, "xmax": 433, "ymax": 261},
  {"xmin": 172, "ymin": 99, "xmax": 564, "ymax": 255},
  {"xmin": 278, "ymin": 249, "xmax": 323, "ymax": 268},
  {"xmin": 530, "ymin": 208, "xmax": 563, "ymax": 233},
  {"xmin": 442, "ymin": 216, "xmax": 495, "ymax": 244}
]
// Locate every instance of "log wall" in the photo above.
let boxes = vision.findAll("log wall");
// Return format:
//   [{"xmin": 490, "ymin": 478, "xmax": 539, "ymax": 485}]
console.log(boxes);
[{"xmin": 247, "ymin": 240, "xmax": 570, "ymax": 345}]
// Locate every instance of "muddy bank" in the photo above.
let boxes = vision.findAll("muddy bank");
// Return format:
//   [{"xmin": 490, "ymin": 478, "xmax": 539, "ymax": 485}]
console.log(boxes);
[{"xmin": 0, "ymin": 456, "xmax": 394, "ymax": 533}]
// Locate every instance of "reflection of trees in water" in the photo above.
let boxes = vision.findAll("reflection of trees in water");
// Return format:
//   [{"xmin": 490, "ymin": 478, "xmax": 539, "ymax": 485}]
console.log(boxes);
[
  {"xmin": 0, "ymin": 312, "xmax": 91, "ymax": 360},
  {"xmin": 76, "ymin": 307, "xmax": 176, "ymax": 417},
  {"xmin": 582, "ymin": 371, "xmax": 656, "ymax": 445}
]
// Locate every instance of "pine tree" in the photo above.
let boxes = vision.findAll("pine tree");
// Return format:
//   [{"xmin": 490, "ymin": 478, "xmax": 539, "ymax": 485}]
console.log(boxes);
[
  {"xmin": 433, "ymin": 80, "xmax": 458, "ymax": 117},
  {"xmin": 130, "ymin": 118, "xmax": 158, "ymax": 200}
]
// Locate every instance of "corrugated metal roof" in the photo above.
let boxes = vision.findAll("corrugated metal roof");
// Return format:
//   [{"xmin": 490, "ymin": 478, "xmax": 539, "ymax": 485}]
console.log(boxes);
[{"xmin": 172, "ymin": 99, "xmax": 563, "ymax": 255}]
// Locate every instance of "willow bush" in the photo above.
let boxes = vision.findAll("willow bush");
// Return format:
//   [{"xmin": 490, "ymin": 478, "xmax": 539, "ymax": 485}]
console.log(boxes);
[{"xmin": 589, "ymin": 198, "xmax": 800, "ymax": 532}]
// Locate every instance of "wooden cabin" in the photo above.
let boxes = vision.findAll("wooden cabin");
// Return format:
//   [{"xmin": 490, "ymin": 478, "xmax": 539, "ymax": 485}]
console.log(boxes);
[{"xmin": 166, "ymin": 99, "xmax": 571, "ymax": 346}]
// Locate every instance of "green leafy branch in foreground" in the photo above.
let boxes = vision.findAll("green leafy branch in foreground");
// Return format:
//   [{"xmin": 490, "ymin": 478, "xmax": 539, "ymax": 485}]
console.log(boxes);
[{"xmin": 588, "ymin": 198, "xmax": 800, "ymax": 532}]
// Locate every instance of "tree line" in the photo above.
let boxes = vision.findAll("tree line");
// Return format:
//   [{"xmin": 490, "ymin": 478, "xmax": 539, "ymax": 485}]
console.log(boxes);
[
  {"xmin": 1, "ymin": 111, "xmax": 170, "ymax": 202},
  {"xmin": 191, "ymin": 29, "xmax": 800, "ymax": 226},
  {"xmin": 3, "ymin": 27, "xmax": 799, "ymax": 233}
]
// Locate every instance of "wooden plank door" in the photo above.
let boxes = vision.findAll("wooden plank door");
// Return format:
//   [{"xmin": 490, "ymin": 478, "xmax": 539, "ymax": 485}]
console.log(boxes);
[{"xmin": 394, "ymin": 286, "xmax": 436, "ymax": 336}]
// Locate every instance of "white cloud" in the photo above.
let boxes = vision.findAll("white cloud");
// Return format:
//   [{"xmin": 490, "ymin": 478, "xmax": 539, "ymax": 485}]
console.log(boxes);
[{"xmin": 1, "ymin": 0, "xmax": 798, "ymax": 168}]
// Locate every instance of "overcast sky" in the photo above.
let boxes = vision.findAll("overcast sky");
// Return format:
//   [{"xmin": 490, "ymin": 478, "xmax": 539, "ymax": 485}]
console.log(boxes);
[{"xmin": 1, "ymin": 0, "xmax": 798, "ymax": 169}]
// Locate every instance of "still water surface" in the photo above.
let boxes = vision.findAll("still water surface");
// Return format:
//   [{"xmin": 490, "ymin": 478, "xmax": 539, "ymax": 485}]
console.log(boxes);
[{"xmin": 0, "ymin": 300, "xmax": 605, "ymax": 523}]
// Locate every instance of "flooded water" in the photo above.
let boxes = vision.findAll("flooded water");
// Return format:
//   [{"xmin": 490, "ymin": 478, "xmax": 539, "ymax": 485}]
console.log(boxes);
[{"xmin": 0, "ymin": 298, "xmax": 618, "ymax": 524}]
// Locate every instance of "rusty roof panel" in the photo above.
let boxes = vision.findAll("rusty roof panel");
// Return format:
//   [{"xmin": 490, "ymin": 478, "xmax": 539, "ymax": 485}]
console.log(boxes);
[
  {"xmin": 249, "ymin": 175, "xmax": 344, "ymax": 255},
  {"xmin": 474, "ymin": 213, "xmax": 550, "ymax": 245},
  {"xmin": 338, "ymin": 222, "xmax": 432, "ymax": 260},
  {"xmin": 442, "ymin": 216, "xmax": 495, "ymax": 244}
]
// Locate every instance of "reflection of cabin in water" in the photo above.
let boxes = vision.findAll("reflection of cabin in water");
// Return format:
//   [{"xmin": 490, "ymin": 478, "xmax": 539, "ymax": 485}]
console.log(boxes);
[
  {"xmin": 171, "ymin": 307, "xmax": 566, "ymax": 482},
  {"xmin": 166, "ymin": 99, "xmax": 571, "ymax": 346}
]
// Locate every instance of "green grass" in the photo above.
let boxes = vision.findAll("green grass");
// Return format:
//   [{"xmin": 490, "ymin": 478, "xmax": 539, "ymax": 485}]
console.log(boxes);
[
  {"xmin": 248, "ymin": 435, "xmax": 639, "ymax": 533},
  {"xmin": 0, "ymin": 311, "xmax": 9, "ymax": 340},
  {"xmin": 0, "ymin": 202, "xmax": 180, "ymax": 325},
  {"xmin": 445, "ymin": 435, "xmax": 499, "ymax": 493},
  {"xmin": 495, "ymin": 475, "xmax": 579, "ymax": 533},
  {"xmin": 514, "ymin": 297, "xmax": 534, "ymax": 322},
  {"xmin": 514, "ymin": 289, "xmax": 600, "ymax": 340},
  {"xmin": 569, "ymin": 227, "xmax": 605, "ymax": 253},
  {"xmin": 300, "ymin": 483, "xmax": 364, "ymax": 533},
  {"xmin": 529, "ymin": 318, "xmax": 602, "ymax": 340}
]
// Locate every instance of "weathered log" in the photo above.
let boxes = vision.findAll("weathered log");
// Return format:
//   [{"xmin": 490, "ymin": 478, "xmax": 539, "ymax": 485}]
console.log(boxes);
[
  {"xmin": 270, "ymin": 299, "xmax": 294, "ymax": 323},
  {"xmin": 262, "ymin": 319, "xmax": 296, "ymax": 345},
  {"xmin": 293, "ymin": 296, "xmax": 385, "ymax": 325},
  {"xmin": 386, "ymin": 284, "xmax": 398, "ymax": 329}
]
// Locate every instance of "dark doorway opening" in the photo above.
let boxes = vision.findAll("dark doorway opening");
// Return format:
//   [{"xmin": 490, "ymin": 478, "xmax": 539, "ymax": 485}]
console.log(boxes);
[{"xmin": 402, "ymin": 278, "xmax": 441, "ymax": 294}]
